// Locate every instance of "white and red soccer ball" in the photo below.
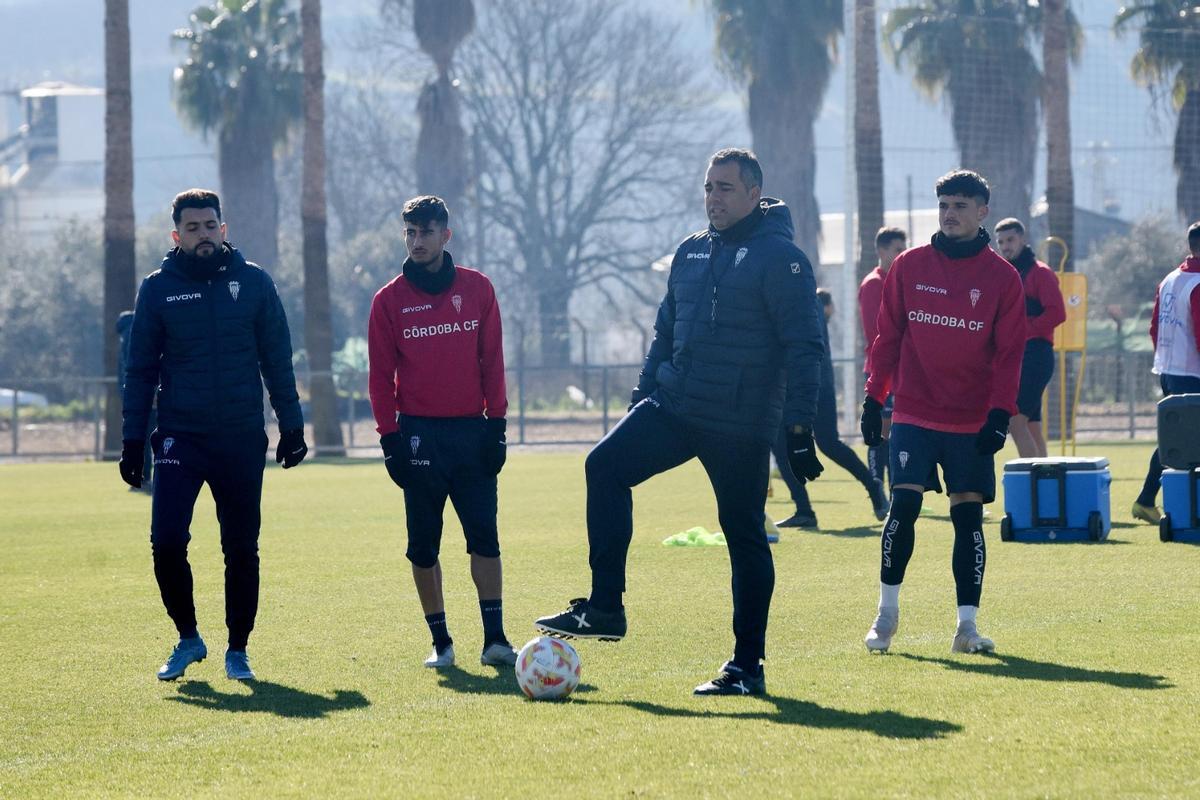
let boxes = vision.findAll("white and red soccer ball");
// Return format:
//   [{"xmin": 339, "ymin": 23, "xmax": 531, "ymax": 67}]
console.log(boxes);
[{"xmin": 515, "ymin": 637, "xmax": 581, "ymax": 700}]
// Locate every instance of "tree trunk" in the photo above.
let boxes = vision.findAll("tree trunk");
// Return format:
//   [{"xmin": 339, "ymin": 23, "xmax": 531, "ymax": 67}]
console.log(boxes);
[
  {"xmin": 1176, "ymin": 86, "xmax": 1200, "ymax": 224},
  {"xmin": 748, "ymin": 73, "xmax": 822, "ymax": 263},
  {"xmin": 103, "ymin": 0, "xmax": 135, "ymax": 458},
  {"xmin": 218, "ymin": 121, "xmax": 279, "ymax": 272},
  {"xmin": 854, "ymin": 0, "xmax": 883, "ymax": 282},
  {"xmin": 301, "ymin": 0, "xmax": 343, "ymax": 455},
  {"xmin": 537, "ymin": 284, "xmax": 572, "ymax": 369},
  {"xmin": 416, "ymin": 73, "xmax": 468, "ymax": 223},
  {"xmin": 1043, "ymin": 0, "xmax": 1075, "ymax": 270}
]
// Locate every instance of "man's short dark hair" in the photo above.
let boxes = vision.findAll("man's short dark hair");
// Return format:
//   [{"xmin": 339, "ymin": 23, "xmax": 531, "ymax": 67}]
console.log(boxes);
[
  {"xmin": 709, "ymin": 148, "xmax": 763, "ymax": 191},
  {"xmin": 172, "ymin": 189, "xmax": 221, "ymax": 225},
  {"xmin": 935, "ymin": 169, "xmax": 990, "ymax": 205},
  {"xmin": 995, "ymin": 217, "xmax": 1025, "ymax": 236},
  {"xmin": 402, "ymin": 195, "xmax": 450, "ymax": 228},
  {"xmin": 875, "ymin": 226, "xmax": 907, "ymax": 250},
  {"xmin": 815, "ymin": 287, "xmax": 833, "ymax": 308},
  {"xmin": 1189, "ymin": 221, "xmax": 1200, "ymax": 254}
]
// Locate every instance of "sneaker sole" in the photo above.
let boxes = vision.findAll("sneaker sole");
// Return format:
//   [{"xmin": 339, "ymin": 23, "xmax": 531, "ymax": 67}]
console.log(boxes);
[
  {"xmin": 865, "ymin": 641, "xmax": 891, "ymax": 654},
  {"xmin": 156, "ymin": 655, "xmax": 204, "ymax": 681},
  {"xmin": 951, "ymin": 641, "xmax": 995, "ymax": 654},
  {"xmin": 536, "ymin": 623, "xmax": 623, "ymax": 642}
]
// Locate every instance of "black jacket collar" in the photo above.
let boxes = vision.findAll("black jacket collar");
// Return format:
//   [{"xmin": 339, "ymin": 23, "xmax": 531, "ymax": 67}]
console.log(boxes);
[
  {"xmin": 931, "ymin": 228, "xmax": 990, "ymax": 260},
  {"xmin": 402, "ymin": 251, "xmax": 457, "ymax": 295}
]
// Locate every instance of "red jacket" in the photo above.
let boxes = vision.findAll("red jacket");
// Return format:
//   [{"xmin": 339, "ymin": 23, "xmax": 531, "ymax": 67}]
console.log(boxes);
[
  {"xmin": 368, "ymin": 265, "xmax": 507, "ymax": 435},
  {"xmin": 866, "ymin": 242, "xmax": 1027, "ymax": 433},
  {"xmin": 1149, "ymin": 256, "xmax": 1200, "ymax": 352},
  {"xmin": 1022, "ymin": 259, "xmax": 1067, "ymax": 343},
  {"xmin": 858, "ymin": 266, "xmax": 885, "ymax": 374}
]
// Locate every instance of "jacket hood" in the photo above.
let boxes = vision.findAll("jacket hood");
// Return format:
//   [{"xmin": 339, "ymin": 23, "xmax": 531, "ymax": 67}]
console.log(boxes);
[
  {"xmin": 755, "ymin": 197, "xmax": 795, "ymax": 242},
  {"xmin": 161, "ymin": 243, "xmax": 247, "ymax": 280}
]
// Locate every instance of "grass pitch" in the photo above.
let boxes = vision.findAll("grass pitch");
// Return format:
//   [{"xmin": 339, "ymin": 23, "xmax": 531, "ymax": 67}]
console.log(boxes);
[{"xmin": 1, "ymin": 441, "xmax": 1198, "ymax": 798}]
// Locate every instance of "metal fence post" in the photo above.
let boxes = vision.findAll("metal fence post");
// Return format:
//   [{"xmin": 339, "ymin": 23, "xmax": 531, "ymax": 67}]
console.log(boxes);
[
  {"xmin": 601, "ymin": 365, "xmax": 610, "ymax": 435},
  {"xmin": 1127, "ymin": 351, "xmax": 1137, "ymax": 440},
  {"xmin": 10, "ymin": 386, "xmax": 18, "ymax": 455},
  {"xmin": 92, "ymin": 381, "xmax": 102, "ymax": 461}
]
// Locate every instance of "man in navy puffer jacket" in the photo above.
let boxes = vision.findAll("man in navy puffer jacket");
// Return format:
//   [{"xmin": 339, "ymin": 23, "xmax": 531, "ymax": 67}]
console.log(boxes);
[
  {"xmin": 120, "ymin": 189, "xmax": 306, "ymax": 682},
  {"xmin": 536, "ymin": 149, "xmax": 825, "ymax": 695}
]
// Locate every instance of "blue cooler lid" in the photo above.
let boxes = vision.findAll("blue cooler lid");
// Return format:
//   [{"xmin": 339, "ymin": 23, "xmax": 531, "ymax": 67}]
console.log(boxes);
[{"xmin": 1003, "ymin": 456, "xmax": 1109, "ymax": 472}]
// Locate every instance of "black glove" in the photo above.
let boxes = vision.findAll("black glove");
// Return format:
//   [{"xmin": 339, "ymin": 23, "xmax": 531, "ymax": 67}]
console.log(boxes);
[
  {"xmin": 786, "ymin": 425, "xmax": 823, "ymax": 482},
  {"xmin": 861, "ymin": 397, "xmax": 884, "ymax": 447},
  {"xmin": 483, "ymin": 417, "xmax": 507, "ymax": 475},
  {"xmin": 628, "ymin": 387, "xmax": 647, "ymax": 412},
  {"xmin": 119, "ymin": 439, "xmax": 145, "ymax": 488},
  {"xmin": 275, "ymin": 428, "xmax": 308, "ymax": 469},
  {"xmin": 380, "ymin": 432, "xmax": 411, "ymax": 488},
  {"xmin": 1025, "ymin": 296, "xmax": 1044, "ymax": 317},
  {"xmin": 974, "ymin": 409, "xmax": 1011, "ymax": 456}
]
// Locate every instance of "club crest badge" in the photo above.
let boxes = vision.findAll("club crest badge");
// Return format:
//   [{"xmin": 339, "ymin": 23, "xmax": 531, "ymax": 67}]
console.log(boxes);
[
  {"xmin": 163, "ymin": 437, "xmax": 175, "ymax": 455},
  {"xmin": 734, "ymin": 247, "xmax": 748, "ymax": 267},
  {"xmin": 451, "ymin": 294, "xmax": 462, "ymax": 313},
  {"xmin": 899, "ymin": 451, "xmax": 909, "ymax": 469},
  {"xmin": 228, "ymin": 281, "xmax": 240, "ymax": 301},
  {"xmin": 410, "ymin": 435, "xmax": 421, "ymax": 456},
  {"xmin": 790, "ymin": 262, "xmax": 801, "ymax": 274},
  {"xmin": 969, "ymin": 288, "xmax": 981, "ymax": 308}
]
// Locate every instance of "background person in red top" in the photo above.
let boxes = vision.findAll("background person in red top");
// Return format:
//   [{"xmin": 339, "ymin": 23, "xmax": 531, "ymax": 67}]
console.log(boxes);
[
  {"xmin": 860, "ymin": 170, "xmax": 1026, "ymax": 656},
  {"xmin": 1131, "ymin": 221, "xmax": 1200, "ymax": 524},
  {"xmin": 367, "ymin": 196, "xmax": 515, "ymax": 670},
  {"xmin": 858, "ymin": 226, "xmax": 908, "ymax": 487},
  {"xmin": 995, "ymin": 217, "xmax": 1066, "ymax": 457}
]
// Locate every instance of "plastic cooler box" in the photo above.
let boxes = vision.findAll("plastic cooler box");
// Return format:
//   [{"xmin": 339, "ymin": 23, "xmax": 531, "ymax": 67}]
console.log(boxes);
[
  {"xmin": 1158, "ymin": 469, "xmax": 1200, "ymax": 543},
  {"xmin": 1001, "ymin": 457, "xmax": 1111, "ymax": 542}
]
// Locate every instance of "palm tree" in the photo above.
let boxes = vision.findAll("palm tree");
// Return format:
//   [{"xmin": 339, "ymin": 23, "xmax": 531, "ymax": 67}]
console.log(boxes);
[
  {"xmin": 884, "ymin": 1, "xmax": 1080, "ymax": 227},
  {"xmin": 1043, "ymin": 0, "xmax": 1075, "ymax": 269},
  {"xmin": 1115, "ymin": 1, "xmax": 1200, "ymax": 222},
  {"xmin": 171, "ymin": 0, "xmax": 303, "ymax": 272},
  {"xmin": 104, "ymin": 0, "xmax": 135, "ymax": 458},
  {"xmin": 710, "ymin": 0, "xmax": 843, "ymax": 262},
  {"xmin": 300, "ymin": 0, "xmax": 343, "ymax": 455},
  {"xmin": 381, "ymin": 0, "xmax": 475, "ymax": 218},
  {"xmin": 855, "ymin": 0, "xmax": 884, "ymax": 281}
]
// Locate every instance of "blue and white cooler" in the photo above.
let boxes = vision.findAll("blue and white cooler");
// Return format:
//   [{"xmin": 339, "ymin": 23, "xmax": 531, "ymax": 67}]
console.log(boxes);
[
  {"xmin": 1157, "ymin": 470, "xmax": 1200, "ymax": 543},
  {"xmin": 1156, "ymin": 394, "xmax": 1200, "ymax": 543},
  {"xmin": 1001, "ymin": 457, "xmax": 1111, "ymax": 542}
]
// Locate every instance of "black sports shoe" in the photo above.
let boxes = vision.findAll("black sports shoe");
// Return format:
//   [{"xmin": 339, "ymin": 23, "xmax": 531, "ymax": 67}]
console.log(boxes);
[
  {"xmin": 693, "ymin": 662, "xmax": 766, "ymax": 696},
  {"xmin": 535, "ymin": 597, "xmax": 627, "ymax": 641},
  {"xmin": 776, "ymin": 512, "xmax": 818, "ymax": 529},
  {"xmin": 869, "ymin": 478, "xmax": 890, "ymax": 521}
]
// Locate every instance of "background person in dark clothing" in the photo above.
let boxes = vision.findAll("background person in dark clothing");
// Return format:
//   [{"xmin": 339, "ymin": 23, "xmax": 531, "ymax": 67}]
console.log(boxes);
[
  {"xmin": 120, "ymin": 189, "xmax": 307, "ymax": 683},
  {"xmin": 858, "ymin": 227, "xmax": 908, "ymax": 487},
  {"xmin": 535, "ymin": 148, "xmax": 825, "ymax": 696},
  {"xmin": 994, "ymin": 217, "xmax": 1066, "ymax": 458},
  {"xmin": 771, "ymin": 289, "xmax": 888, "ymax": 529}
]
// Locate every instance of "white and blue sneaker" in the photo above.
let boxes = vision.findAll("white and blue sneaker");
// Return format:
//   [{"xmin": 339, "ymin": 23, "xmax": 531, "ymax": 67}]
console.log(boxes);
[
  {"xmin": 424, "ymin": 643, "xmax": 455, "ymax": 669},
  {"xmin": 225, "ymin": 649, "xmax": 256, "ymax": 681},
  {"xmin": 865, "ymin": 607, "xmax": 899, "ymax": 653},
  {"xmin": 156, "ymin": 636, "xmax": 207, "ymax": 681},
  {"xmin": 480, "ymin": 641, "xmax": 518, "ymax": 666},
  {"xmin": 951, "ymin": 622, "xmax": 995, "ymax": 654}
]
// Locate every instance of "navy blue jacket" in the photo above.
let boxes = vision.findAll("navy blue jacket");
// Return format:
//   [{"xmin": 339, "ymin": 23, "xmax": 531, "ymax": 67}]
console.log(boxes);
[
  {"xmin": 122, "ymin": 244, "xmax": 303, "ymax": 440},
  {"xmin": 635, "ymin": 199, "xmax": 824, "ymax": 443}
]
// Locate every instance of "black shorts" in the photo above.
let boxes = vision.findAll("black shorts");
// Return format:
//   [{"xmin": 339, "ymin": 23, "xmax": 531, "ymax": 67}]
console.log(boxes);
[
  {"xmin": 399, "ymin": 416, "xmax": 499, "ymax": 567},
  {"xmin": 1016, "ymin": 338, "xmax": 1055, "ymax": 421},
  {"xmin": 890, "ymin": 422, "xmax": 996, "ymax": 503}
]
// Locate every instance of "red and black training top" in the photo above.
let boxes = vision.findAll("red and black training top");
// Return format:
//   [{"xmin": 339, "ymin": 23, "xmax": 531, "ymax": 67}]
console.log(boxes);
[{"xmin": 368, "ymin": 263, "xmax": 507, "ymax": 435}]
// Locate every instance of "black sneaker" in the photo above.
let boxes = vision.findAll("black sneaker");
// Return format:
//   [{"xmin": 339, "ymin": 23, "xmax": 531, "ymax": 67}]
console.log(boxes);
[
  {"xmin": 693, "ymin": 662, "xmax": 766, "ymax": 696},
  {"xmin": 535, "ymin": 597, "xmax": 626, "ymax": 641},
  {"xmin": 869, "ymin": 478, "xmax": 890, "ymax": 521},
  {"xmin": 777, "ymin": 512, "xmax": 818, "ymax": 529}
]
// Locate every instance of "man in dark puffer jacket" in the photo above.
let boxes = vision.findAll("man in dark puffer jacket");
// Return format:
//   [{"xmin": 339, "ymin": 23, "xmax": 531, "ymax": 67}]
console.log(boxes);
[
  {"xmin": 536, "ymin": 149, "xmax": 825, "ymax": 696},
  {"xmin": 120, "ymin": 189, "xmax": 307, "ymax": 683}
]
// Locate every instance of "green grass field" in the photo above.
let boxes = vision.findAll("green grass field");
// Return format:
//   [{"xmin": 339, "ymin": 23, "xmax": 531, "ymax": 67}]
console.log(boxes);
[{"xmin": 2, "ymin": 441, "xmax": 1198, "ymax": 798}]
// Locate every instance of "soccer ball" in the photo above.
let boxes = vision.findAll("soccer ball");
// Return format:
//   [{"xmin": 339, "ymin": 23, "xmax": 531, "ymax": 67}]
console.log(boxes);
[{"xmin": 515, "ymin": 637, "xmax": 582, "ymax": 700}]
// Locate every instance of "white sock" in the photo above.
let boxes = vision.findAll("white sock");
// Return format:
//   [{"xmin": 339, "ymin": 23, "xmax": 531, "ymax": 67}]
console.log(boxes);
[
  {"xmin": 879, "ymin": 582, "xmax": 901, "ymax": 609},
  {"xmin": 957, "ymin": 605, "xmax": 978, "ymax": 626}
]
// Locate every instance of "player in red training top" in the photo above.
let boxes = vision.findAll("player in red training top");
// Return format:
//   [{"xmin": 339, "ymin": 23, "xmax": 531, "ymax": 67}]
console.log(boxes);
[
  {"xmin": 858, "ymin": 226, "xmax": 908, "ymax": 488},
  {"xmin": 367, "ymin": 196, "xmax": 516, "ymax": 670},
  {"xmin": 994, "ymin": 217, "xmax": 1066, "ymax": 458},
  {"xmin": 859, "ymin": 170, "xmax": 1026, "ymax": 655}
]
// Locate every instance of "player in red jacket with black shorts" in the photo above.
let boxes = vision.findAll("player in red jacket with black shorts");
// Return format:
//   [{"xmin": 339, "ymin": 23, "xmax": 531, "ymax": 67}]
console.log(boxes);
[
  {"xmin": 995, "ymin": 217, "xmax": 1066, "ymax": 458},
  {"xmin": 368, "ymin": 196, "xmax": 516, "ymax": 670},
  {"xmin": 860, "ymin": 170, "xmax": 1026, "ymax": 655}
]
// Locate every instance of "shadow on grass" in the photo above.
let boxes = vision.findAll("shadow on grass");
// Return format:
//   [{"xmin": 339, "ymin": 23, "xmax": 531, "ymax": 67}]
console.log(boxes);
[
  {"xmin": 577, "ymin": 695, "xmax": 961, "ymax": 740},
  {"xmin": 166, "ymin": 680, "xmax": 370, "ymax": 718},
  {"xmin": 434, "ymin": 665, "xmax": 597, "ymax": 696},
  {"xmin": 897, "ymin": 653, "xmax": 1172, "ymax": 690},
  {"xmin": 821, "ymin": 526, "xmax": 879, "ymax": 539}
]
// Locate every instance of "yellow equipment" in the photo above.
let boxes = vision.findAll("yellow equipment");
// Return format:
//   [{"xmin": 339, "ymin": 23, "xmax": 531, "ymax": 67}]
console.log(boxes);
[{"xmin": 1042, "ymin": 236, "xmax": 1087, "ymax": 454}]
